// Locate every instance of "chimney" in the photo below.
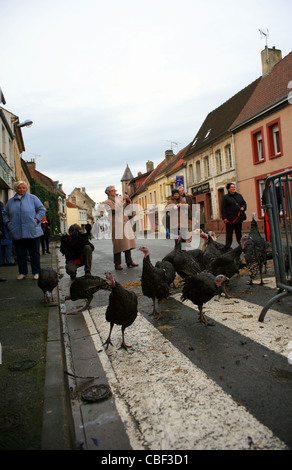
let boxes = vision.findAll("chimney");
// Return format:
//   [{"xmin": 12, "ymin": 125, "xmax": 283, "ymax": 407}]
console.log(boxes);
[
  {"xmin": 26, "ymin": 158, "xmax": 36, "ymax": 170},
  {"xmin": 261, "ymin": 47, "xmax": 282, "ymax": 75},
  {"xmin": 165, "ymin": 149, "xmax": 174, "ymax": 163},
  {"xmin": 146, "ymin": 160, "xmax": 154, "ymax": 172}
]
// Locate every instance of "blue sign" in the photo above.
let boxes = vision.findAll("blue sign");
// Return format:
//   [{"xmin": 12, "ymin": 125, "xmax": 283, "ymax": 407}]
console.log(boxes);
[{"xmin": 176, "ymin": 176, "xmax": 184, "ymax": 187}]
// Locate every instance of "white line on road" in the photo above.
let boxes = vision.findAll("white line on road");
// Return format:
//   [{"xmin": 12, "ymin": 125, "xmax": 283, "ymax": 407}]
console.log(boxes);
[{"xmin": 83, "ymin": 297, "xmax": 289, "ymax": 450}]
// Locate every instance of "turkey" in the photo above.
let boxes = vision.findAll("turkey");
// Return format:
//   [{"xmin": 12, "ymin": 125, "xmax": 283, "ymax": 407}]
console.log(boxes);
[
  {"xmin": 243, "ymin": 213, "xmax": 267, "ymax": 285},
  {"xmin": 172, "ymin": 236, "xmax": 201, "ymax": 279},
  {"xmin": 155, "ymin": 259, "xmax": 176, "ymax": 287},
  {"xmin": 205, "ymin": 236, "xmax": 248, "ymax": 297},
  {"xmin": 186, "ymin": 248, "xmax": 206, "ymax": 271},
  {"xmin": 181, "ymin": 273, "xmax": 228, "ymax": 326},
  {"xmin": 139, "ymin": 245, "xmax": 169, "ymax": 320},
  {"xmin": 201, "ymin": 232, "xmax": 226, "ymax": 268},
  {"xmin": 65, "ymin": 274, "xmax": 109, "ymax": 313},
  {"xmin": 103, "ymin": 271, "xmax": 138, "ymax": 350},
  {"xmin": 206, "ymin": 235, "xmax": 248, "ymax": 279},
  {"xmin": 38, "ymin": 267, "xmax": 58, "ymax": 303}
]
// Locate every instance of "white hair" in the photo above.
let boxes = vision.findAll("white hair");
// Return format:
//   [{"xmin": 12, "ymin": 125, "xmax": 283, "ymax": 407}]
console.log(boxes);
[{"xmin": 14, "ymin": 180, "xmax": 28, "ymax": 191}]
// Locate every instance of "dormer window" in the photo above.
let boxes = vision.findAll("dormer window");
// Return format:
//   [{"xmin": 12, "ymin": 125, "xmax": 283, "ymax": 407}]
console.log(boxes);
[{"xmin": 204, "ymin": 129, "xmax": 211, "ymax": 139}]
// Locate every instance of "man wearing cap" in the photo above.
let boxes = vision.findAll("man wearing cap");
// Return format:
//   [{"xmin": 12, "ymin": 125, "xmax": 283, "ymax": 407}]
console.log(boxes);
[{"xmin": 221, "ymin": 182, "xmax": 247, "ymax": 249}]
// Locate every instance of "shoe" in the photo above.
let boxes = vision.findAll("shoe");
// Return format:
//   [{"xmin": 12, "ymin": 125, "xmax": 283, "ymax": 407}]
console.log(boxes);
[
  {"xmin": 33, "ymin": 274, "xmax": 39, "ymax": 280},
  {"xmin": 127, "ymin": 262, "xmax": 139, "ymax": 267},
  {"xmin": 17, "ymin": 274, "xmax": 27, "ymax": 280},
  {"xmin": 0, "ymin": 278, "xmax": 7, "ymax": 282},
  {"xmin": 115, "ymin": 264, "xmax": 123, "ymax": 270}
]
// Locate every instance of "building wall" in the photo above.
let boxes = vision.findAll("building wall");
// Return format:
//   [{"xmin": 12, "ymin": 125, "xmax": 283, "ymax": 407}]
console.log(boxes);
[
  {"xmin": 186, "ymin": 134, "xmax": 237, "ymax": 230},
  {"xmin": 234, "ymin": 104, "xmax": 292, "ymax": 225},
  {"xmin": 66, "ymin": 206, "xmax": 79, "ymax": 228}
]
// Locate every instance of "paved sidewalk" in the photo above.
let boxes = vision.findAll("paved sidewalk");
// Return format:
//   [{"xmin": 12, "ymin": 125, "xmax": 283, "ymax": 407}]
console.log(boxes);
[{"xmin": 0, "ymin": 243, "xmax": 74, "ymax": 450}]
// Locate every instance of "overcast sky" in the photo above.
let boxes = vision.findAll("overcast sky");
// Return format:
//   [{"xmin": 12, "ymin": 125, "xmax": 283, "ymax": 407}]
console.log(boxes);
[{"xmin": 1, "ymin": 0, "xmax": 291, "ymax": 203}]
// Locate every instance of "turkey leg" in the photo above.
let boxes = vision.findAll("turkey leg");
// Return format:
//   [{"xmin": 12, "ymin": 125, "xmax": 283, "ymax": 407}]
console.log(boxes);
[
  {"xmin": 198, "ymin": 307, "xmax": 214, "ymax": 326},
  {"xmin": 103, "ymin": 323, "xmax": 114, "ymax": 349}
]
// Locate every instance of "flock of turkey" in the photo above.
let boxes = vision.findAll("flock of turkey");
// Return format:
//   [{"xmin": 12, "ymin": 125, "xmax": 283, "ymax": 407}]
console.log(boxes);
[{"xmin": 37, "ymin": 214, "xmax": 283, "ymax": 350}]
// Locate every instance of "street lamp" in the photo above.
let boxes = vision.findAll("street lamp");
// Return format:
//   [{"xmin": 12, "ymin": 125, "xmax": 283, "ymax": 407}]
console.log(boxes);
[{"xmin": 17, "ymin": 119, "xmax": 33, "ymax": 128}]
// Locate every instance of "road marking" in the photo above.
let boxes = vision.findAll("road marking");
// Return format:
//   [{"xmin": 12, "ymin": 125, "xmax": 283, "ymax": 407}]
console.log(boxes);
[{"xmin": 84, "ymin": 303, "xmax": 288, "ymax": 450}]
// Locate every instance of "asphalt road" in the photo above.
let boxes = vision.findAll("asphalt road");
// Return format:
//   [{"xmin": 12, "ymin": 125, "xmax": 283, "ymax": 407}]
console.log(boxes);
[{"xmin": 58, "ymin": 236, "xmax": 292, "ymax": 451}]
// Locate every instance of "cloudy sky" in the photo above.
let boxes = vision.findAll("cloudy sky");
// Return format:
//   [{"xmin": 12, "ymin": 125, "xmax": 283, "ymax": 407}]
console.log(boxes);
[{"xmin": 1, "ymin": 0, "xmax": 291, "ymax": 203}]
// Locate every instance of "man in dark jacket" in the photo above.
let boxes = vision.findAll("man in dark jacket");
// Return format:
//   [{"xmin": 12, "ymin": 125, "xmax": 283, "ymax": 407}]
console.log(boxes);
[
  {"xmin": 221, "ymin": 183, "xmax": 247, "ymax": 249},
  {"xmin": 60, "ymin": 224, "xmax": 94, "ymax": 279}
]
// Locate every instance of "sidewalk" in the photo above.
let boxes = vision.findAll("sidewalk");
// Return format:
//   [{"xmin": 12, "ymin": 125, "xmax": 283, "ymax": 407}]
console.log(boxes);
[{"xmin": 0, "ymin": 243, "xmax": 75, "ymax": 450}]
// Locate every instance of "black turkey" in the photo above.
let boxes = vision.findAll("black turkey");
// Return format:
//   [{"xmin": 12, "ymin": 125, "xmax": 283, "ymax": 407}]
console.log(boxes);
[
  {"xmin": 243, "ymin": 214, "xmax": 267, "ymax": 285},
  {"xmin": 103, "ymin": 271, "xmax": 138, "ymax": 350},
  {"xmin": 206, "ymin": 236, "xmax": 248, "ymax": 279},
  {"xmin": 155, "ymin": 259, "xmax": 176, "ymax": 287},
  {"xmin": 181, "ymin": 272, "xmax": 228, "ymax": 326},
  {"xmin": 65, "ymin": 274, "xmax": 109, "ymax": 313},
  {"xmin": 172, "ymin": 237, "xmax": 201, "ymax": 279},
  {"xmin": 186, "ymin": 248, "xmax": 206, "ymax": 271},
  {"xmin": 38, "ymin": 267, "xmax": 58, "ymax": 303},
  {"xmin": 139, "ymin": 245, "xmax": 169, "ymax": 320}
]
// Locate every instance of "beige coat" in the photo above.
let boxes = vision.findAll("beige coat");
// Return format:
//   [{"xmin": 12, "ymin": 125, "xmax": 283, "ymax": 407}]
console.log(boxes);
[{"xmin": 103, "ymin": 195, "xmax": 136, "ymax": 254}]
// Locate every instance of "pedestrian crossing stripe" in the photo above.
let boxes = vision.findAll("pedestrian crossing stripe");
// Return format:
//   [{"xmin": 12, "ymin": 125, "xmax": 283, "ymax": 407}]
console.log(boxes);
[{"xmin": 83, "ymin": 298, "xmax": 289, "ymax": 450}]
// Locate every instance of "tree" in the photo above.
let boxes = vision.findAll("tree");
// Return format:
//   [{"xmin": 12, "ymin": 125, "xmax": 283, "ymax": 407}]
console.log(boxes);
[{"xmin": 30, "ymin": 179, "xmax": 60, "ymax": 235}]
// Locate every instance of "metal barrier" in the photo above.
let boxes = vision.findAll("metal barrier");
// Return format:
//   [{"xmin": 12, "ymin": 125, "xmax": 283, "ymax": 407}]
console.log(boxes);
[{"xmin": 259, "ymin": 168, "xmax": 292, "ymax": 322}]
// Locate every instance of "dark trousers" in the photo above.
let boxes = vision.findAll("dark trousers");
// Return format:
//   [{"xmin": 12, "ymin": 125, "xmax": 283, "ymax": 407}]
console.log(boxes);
[
  {"xmin": 41, "ymin": 237, "xmax": 50, "ymax": 254},
  {"xmin": 13, "ymin": 237, "xmax": 41, "ymax": 275},
  {"xmin": 114, "ymin": 249, "xmax": 132, "ymax": 265},
  {"xmin": 65, "ymin": 245, "xmax": 92, "ymax": 278},
  {"xmin": 225, "ymin": 222, "xmax": 242, "ymax": 248}
]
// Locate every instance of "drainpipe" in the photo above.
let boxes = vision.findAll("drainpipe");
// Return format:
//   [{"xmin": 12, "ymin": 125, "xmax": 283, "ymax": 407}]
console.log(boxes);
[{"xmin": 232, "ymin": 133, "xmax": 238, "ymax": 188}]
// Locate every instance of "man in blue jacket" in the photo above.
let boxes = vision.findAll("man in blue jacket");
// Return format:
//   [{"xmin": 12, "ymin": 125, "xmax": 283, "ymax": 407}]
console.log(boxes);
[{"xmin": 3, "ymin": 181, "xmax": 46, "ymax": 280}]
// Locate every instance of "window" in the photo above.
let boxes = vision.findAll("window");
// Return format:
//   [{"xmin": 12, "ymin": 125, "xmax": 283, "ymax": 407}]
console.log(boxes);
[
  {"xmin": 204, "ymin": 156, "xmax": 210, "ymax": 177},
  {"xmin": 196, "ymin": 160, "xmax": 201, "ymax": 181},
  {"xmin": 258, "ymin": 179, "xmax": 266, "ymax": 217},
  {"xmin": 216, "ymin": 149, "xmax": 223, "ymax": 172},
  {"xmin": 251, "ymin": 127, "xmax": 265, "ymax": 164},
  {"xmin": 267, "ymin": 118, "xmax": 283, "ymax": 158},
  {"xmin": 188, "ymin": 164, "xmax": 194, "ymax": 183},
  {"xmin": 204, "ymin": 129, "xmax": 211, "ymax": 139},
  {"xmin": 225, "ymin": 144, "xmax": 233, "ymax": 168}
]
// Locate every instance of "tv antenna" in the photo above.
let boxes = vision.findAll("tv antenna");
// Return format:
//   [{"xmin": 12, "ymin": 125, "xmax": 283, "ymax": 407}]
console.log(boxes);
[
  {"xmin": 161, "ymin": 140, "xmax": 181, "ymax": 151},
  {"xmin": 30, "ymin": 153, "xmax": 42, "ymax": 160},
  {"xmin": 259, "ymin": 28, "xmax": 270, "ymax": 63}
]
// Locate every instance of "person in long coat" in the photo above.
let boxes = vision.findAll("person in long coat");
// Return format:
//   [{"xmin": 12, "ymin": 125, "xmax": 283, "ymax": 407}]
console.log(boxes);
[{"xmin": 103, "ymin": 185, "xmax": 138, "ymax": 270}]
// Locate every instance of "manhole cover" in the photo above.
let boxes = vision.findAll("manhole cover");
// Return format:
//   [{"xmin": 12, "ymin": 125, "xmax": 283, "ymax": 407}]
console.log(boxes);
[
  {"xmin": 81, "ymin": 384, "xmax": 111, "ymax": 402},
  {"xmin": 0, "ymin": 413, "xmax": 20, "ymax": 432},
  {"xmin": 8, "ymin": 360, "xmax": 37, "ymax": 371}
]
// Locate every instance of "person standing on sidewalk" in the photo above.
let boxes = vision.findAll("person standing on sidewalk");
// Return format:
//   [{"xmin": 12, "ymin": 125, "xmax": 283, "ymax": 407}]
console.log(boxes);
[
  {"xmin": 221, "ymin": 182, "xmax": 247, "ymax": 249},
  {"xmin": 40, "ymin": 216, "xmax": 51, "ymax": 254},
  {"xmin": 3, "ymin": 181, "xmax": 46, "ymax": 280}
]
